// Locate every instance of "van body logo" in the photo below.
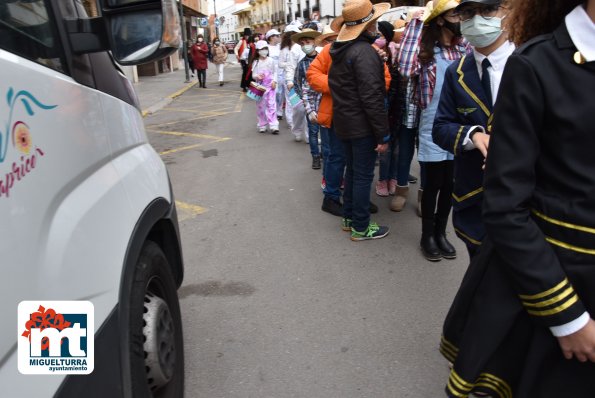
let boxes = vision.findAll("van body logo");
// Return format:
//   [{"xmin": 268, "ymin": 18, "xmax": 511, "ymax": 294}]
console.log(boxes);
[
  {"xmin": 18, "ymin": 301, "xmax": 94, "ymax": 374},
  {"xmin": 1, "ymin": 88, "xmax": 56, "ymax": 198}
]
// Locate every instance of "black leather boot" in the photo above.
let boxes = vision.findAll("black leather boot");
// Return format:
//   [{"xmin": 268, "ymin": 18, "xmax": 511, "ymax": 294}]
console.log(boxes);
[
  {"xmin": 421, "ymin": 217, "xmax": 441, "ymax": 261},
  {"xmin": 434, "ymin": 216, "xmax": 457, "ymax": 259}
]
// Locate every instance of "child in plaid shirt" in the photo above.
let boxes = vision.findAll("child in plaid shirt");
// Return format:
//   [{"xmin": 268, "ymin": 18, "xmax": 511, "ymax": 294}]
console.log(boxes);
[{"xmin": 293, "ymin": 28, "xmax": 323, "ymax": 169}]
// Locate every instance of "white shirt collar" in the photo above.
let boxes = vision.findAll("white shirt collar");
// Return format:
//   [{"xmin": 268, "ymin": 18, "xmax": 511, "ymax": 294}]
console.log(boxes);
[
  {"xmin": 566, "ymin": 4, "xmax": 595, "ymax": 62},
  {"xmin": 473, "ymin": 40, "xmax": 515, "ymax": 72}
]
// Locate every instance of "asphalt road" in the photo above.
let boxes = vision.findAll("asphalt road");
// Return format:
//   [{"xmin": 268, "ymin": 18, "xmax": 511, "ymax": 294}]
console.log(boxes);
[{"xmin": 143, "ymin": 60, "xmax": 470, "ymax": 398}]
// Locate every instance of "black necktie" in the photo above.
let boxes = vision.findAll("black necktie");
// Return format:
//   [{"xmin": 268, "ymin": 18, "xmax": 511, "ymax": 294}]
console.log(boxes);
[{"xmin": 482, "ymin": 58, "xmax": 493, "ymax": 106}]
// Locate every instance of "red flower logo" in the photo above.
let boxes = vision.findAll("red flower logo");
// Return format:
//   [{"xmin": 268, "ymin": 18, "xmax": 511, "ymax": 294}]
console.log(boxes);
[{"xmin": 21, "ymin": 306, "xmax": 72, "ymax": 350}]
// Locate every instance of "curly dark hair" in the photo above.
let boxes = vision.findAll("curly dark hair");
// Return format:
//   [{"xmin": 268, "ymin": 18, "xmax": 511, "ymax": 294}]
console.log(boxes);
[
  {"xmin": 419, "ymin": 19, "xmax": 442, "ymax": 65},
  {"xmin": 507, "ymin": 0, "xmax": 584, "ymax": 45}
]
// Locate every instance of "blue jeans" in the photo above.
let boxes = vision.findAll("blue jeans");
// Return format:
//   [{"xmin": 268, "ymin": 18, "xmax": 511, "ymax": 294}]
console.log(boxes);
[
  {"xmin": 378, "ymin": 139, "xmax": 398, "ymax": 181},
  {"xmin": 307, "ymin": 120, "xmax": 320, "ymax": 157},
  {"xmin": 322, "ymin": 125, "xmax": 345, "ymax": 202},
  {"xmin": 320, "ymin": 126, "xmax": 330, "ymax": 175},
  {"xmin": 396, "ymin": 125, "xmax": 417, "ymax": 186},
  {"xmin": 342, "ymin": 135, "xmax": 377, "ymax": 232}
]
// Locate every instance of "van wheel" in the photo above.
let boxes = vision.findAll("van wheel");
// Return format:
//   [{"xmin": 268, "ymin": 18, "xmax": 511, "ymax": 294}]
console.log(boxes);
[{"xmin": 129, "ymin": 240, "xmax": 184, "ymax": 397}]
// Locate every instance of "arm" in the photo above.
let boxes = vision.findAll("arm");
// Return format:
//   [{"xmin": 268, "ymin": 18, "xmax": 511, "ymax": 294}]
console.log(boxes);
[
  {"xmin": 354, "ymin": 45, "xmax": 390, "ymax": 145},
  {"xmin": 293, "ymin": 61, "xmax": 304, "ymax": 98},
  {"xmin": 234, "ymin": 40, "xmax": 241, "ymax": 58},
  {"xmin": 397, "ymin": 17, "xmax": 423, "ymax": 78},
  {"xmin": 432, "ymin": 67, "xmax": 479, "ymax": 156},
  {"xmin": 483, "ymin": 54, "xmax": 589, "ymax": 331},
  {"xmin": 306, "ymin": 45, "xmax": 331, "ymax": 95},
  {"xmin": 285, "ymin": 45, "xmax": 299, "ymax": 85}
]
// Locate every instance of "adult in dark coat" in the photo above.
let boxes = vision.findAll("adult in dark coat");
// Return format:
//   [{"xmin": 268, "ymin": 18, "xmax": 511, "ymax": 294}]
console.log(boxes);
[
  {"xmin": 329, "ymin": 0, "xmax": 391, "ymax": 241},
  {"xmin": 190, "ymin": 34, "xmax": 209, "ymax": 88},
  {"xmin": 441, "ymin": 1, "xmax": 595, "ymax": 397}
]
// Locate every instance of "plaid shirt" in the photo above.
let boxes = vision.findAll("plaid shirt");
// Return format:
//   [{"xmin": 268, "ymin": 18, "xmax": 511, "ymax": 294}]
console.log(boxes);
[
  {"xmin": 398, "ymin": 17, "xmax": 472, "ymax": 111},
  {"xmin": 294, "ymin": 53, "xmax": 321, "ymax": 115}
]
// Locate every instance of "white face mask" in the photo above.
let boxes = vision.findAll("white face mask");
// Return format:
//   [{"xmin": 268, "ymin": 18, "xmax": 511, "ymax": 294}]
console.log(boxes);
[
  {"xmin": 258, "ymin": 49, "xmax": 269, "ymax": 57},
  {"xmin": 461, "ymin": 15, "xmax": 504, "ymax": 48},
  {"xmin": 197, "ymin": 38, "xmax": 203, "ymax": 43},
  {"xmin": 301, "ymin": 44, "xmax": 315, "ymax": 54}
]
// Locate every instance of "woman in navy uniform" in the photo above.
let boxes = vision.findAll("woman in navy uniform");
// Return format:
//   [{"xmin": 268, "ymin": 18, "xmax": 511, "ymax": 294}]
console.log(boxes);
[
  {"xmin": 440, "ymin": 0, "xmax": 595, "ymax": 397},
  {"xmin": 432, "ymin": 0, "xmax": 515, "ymax": 258}
]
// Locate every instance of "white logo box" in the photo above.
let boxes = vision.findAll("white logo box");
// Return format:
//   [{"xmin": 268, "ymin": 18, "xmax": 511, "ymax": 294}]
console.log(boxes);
[{"xmin": 18, "ymin": 301, "xmax": 94, "ymax": 375}]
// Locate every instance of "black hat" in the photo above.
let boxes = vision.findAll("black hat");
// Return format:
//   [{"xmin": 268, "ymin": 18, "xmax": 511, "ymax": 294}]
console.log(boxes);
[
  {"xmin": 378, "ymin": 21, "xmax": 394, "ymax": 42},
  {"xmin": 243, "ymin": 27, "xmax": 252, "ymax": 36},
  {"xmin": 456, "ymin": 0, "xmax": 501, "ymax": 10}
]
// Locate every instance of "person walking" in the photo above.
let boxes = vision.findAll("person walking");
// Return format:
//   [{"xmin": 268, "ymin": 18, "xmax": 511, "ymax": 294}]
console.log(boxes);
[
  {"xmin": 329, "ymin": 0, "xmax": 392, "ymax": 241},
  {"xmin": 265, "ymin": 29, "xmax": 284, "ymax": 121},
  {"xmin": 432, "ymin": 0, "xmax": 514, "ymax": 258},
  {"xmin": 293, "ymin": 28, "xmax": 323, "ymax": 170},
  {"xmin": 234, "ymin": 28, "xmax": 253, "ymax": 92},
  {"xmin": 278, "ymin": 23, "xmax": 301, "ymax": 129},
  {"xmin": 187, "ymin": 40, "xmax": 195, "ymax": 77},
  {"xmin": 284, "ymin": 22, "xmax": 310, "ymax": 143},
  {"xmin": 398, "ymin": 0, "xmax": 472, "ymax": 261},
  {"xmin": 441, "ymin": 1, "xmax": 595, "ymax": 397},
  {"xmin": 191, "ymin": 34, "xmax": 209, "ymax": 88},
  {"xmin": 251, "ymin": 40, "xmax": 279, "ymax": 134},
  {"xmin": 211, "ymin": 37, "xmax": 227, "ymax": 86}
]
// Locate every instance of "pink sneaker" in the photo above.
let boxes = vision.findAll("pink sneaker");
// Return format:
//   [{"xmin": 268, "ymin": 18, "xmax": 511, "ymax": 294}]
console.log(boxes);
[
  {"xmin": 388, "ymin": 179, "xmax": 397, "ymax": 195},
  {"xmin": 375, "ymin": 180, "xmax": 389, "ymax": 197}
]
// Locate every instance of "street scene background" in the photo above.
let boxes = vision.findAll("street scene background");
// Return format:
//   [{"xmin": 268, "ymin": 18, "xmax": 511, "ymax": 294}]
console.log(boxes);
[{"xmin": 136, "ymin": 56, "xmax": 470, "ymax": 397}]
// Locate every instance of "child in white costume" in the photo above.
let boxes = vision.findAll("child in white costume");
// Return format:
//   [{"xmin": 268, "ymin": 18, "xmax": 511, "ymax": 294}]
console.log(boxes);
[{"xmin": 252, "ymin": 40, "xmax": 279, "ymax": 134}]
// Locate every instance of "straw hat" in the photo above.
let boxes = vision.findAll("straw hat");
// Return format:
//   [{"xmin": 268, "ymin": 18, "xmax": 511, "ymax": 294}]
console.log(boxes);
[
  {"xmin": 392, "ymin": 19, "xmax": 406, "ymax": 31},
  {"xmin": 424, "ymin": 0, "xmax": 460, "ymax": 24},
  {"xmin": 336, "ymin": 0, "xmax": 391, "ymax": 42},
  {"xmin": 291, "ymin": 28, "xmax": 322, "ymax": 43},
  {"xmin": 315, "ymin": 24, "xmax": 340, "ymax": 46}
]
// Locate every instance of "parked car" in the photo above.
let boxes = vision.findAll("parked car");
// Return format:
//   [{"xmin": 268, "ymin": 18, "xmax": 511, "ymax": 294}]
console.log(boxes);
[
  {"xmin": 225, "ymin": 40, "xmax": 237, "ymax": 54},
  {"xmin": 1, "ymin": 0, "xmax": 185, "ymax": 396}
]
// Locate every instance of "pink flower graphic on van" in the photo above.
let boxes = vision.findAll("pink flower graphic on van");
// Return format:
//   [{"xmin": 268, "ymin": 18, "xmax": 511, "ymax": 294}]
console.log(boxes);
[{"xmin": 12, "ymin": 121, "xmax": 31, "ymax": 154}]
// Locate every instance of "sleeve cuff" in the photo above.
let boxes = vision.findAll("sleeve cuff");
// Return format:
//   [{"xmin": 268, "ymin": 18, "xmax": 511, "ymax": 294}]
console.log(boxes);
[
  {"xmin": 550, "ymin": 312, "xmax": 590, "ymax": 337},
  {"xmin": 463, "ymin": 126, "xmax": 485, "ymax": 150}
]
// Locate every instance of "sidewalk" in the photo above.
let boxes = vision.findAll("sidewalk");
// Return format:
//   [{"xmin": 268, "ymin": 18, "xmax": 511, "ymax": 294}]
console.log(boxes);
[
  {"xmin": 134, "ymin": 55, "xmax": 241, "ymax": 117},
  {"xmin": 134, "ymin": 68, "xmax": 196, "ymax": 117}
]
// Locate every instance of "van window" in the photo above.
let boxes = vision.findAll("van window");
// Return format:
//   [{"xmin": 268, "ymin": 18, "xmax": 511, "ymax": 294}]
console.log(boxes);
[{"xmin": 0, "ymin": 0, "xmax": 65, "ymax": 72}]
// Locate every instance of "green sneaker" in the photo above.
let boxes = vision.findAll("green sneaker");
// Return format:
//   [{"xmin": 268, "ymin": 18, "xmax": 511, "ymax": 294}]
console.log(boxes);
[
  {"xmin": 341, "ymin": 218, "xmax": 352, "ymax": 231},
  {"xmin": 350, "ymin": 222, "xmax": 390, "ymax": 241}
]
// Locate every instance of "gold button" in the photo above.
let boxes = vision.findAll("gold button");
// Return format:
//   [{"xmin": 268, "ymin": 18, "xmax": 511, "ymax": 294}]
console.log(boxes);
[{"xmin": 574, "ymin": 51, "xmax": 586, "ymax": 65}]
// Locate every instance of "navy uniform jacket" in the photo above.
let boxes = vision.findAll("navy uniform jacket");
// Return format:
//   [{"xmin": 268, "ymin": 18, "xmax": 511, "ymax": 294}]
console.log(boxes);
[
  {"xmin": 432, "ymin": 53, "xmax": 492, "ymax": 249},
  {"xmin": 441, "ymin": 24, "xmax": 595, "ymax": 398}
]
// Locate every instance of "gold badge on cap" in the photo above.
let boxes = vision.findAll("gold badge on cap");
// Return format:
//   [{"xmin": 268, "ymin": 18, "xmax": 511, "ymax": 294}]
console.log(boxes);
[{"xmin": 574, "ymin": 51, "xmax": 586, "ymax": 65}]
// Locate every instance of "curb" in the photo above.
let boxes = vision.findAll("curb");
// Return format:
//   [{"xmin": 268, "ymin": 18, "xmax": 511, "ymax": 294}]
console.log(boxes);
[{"xmin": 142, "ymin": 80, "xmax": 198, "ymax": 117}]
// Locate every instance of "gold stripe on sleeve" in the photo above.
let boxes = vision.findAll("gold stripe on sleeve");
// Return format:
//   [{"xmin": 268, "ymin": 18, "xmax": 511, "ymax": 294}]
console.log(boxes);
[
  {"xmin": 522, "ymin": 286, "xmax": 574, "ymax": 308},
  {"xmin": 526, "ymin": 294, "xmax": 579, "ymax": 316},
  {"xmin": 518, "ymin": 278, "xmax": 568, "ymax": 300},
  {"xmin": 453, "ymin": 125, "xmax": 465, "ymax": 156}
]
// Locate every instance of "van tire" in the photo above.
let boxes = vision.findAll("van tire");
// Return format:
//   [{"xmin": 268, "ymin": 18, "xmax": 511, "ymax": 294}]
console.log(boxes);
[{"xmin": 129, "ymin": 240, "xmax": 184, "ymax": 397}]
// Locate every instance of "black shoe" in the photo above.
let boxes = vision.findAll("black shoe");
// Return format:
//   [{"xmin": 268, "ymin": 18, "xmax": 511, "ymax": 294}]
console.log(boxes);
[
  {"xmin": 369, "ymin": 201, "xmax": 378, "ymax": 214},
  {"xmin": 312, "ymin": 155, "xmax": 321, "ymax": 170},
  {"xmin": 408, "ymin": 174, "xmax": 418, "ymax": 184},
  {"xmin": 202, "ymin": 84, "xmax": 207, "ymax": 88},
  {"xmin": 242, "ymin": 88, "xmax": 248, "ymax": 92},
  {"xmin": 322, "ymin": 197, "xmax": 343, "ymax": 217},
  {"xmin": 435, "ymin": 233, "xmax": 457, "ymax": 259},
  {"xmin": 277, "ymin": 115, "xmax": 283, "ymax": 121},
  {"xmin": 219, "ymin": 82, "xmax": 224, "ymax": 86},
  {"xmin": 421, "ymin": 235, "xmax": 442, "ymax": 261},
  {"xmin": 271, "ymin": 129, "xmax": 279, "ymax": 135}
]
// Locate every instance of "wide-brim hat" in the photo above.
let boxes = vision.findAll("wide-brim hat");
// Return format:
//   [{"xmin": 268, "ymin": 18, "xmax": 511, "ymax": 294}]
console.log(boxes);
[
  {"xmin": 425, "ymin": 0, "xmax": 460, "ymax": 24},
  {"xmin": 330, "ymin": 16, "xmax": 344, "ymax": 33},
  {"xmin": 315, "ymin": 23, "xmax": 340, "ymax": 45},
  {"xmin": 455, "ymin": 0, "xmax": 500, "ymax": 11},
  {"xmin": 291, "ymin": 28, "xmax": 322, "ymax": 43},
  {"xmin": 336, "ymin": 0, "xmax": 391, "ymax": 42}
]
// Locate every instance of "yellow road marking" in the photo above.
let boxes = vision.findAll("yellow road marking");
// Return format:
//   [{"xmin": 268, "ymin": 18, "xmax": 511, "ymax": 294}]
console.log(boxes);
[
  {"xmin": 162, "ymin": 107, "xmax": 234, "ymax": 114},
  {"xmin": 158, "ymin": 137, "xmax": 230, "ymax": 156},
  {"xmin": 175, "ymin": 200, "xmax": 207, "ymax": 221},
  {"xmin": 151, "ymin": 130, "xmax": 230, "ymax": 140}
]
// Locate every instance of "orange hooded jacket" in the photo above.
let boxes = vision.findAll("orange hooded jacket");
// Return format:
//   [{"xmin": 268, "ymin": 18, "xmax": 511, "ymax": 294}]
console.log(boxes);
[{"xmin": 306, "ymin": 43, "xmax": 391, "ymax": 129}]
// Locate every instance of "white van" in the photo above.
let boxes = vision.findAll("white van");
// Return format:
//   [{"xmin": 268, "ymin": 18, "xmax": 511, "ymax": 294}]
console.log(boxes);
[{"xmin": 1, "ymin": 0, "xmax": 185, "ymax": 396}]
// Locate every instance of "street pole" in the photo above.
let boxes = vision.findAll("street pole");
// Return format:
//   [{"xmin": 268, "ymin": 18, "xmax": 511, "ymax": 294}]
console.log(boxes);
[
  {"xmin": 213, "ymin": 0, "xmax": 219, "ymax": 38},
  {"xmin": 179, "ymin": 0, "xmax": 191, "ymax": 82}
]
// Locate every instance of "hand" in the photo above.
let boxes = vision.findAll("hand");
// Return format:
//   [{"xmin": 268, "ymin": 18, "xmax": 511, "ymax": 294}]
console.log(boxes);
[
  {"xmin": 472, "ymin": 132, "xmax": 490, "ymax": 158},
  {"xmin": 375, "ymin": 143, "xmax": 389, "ymax": 154},
  {"xmin": 254, "ymin": 74, "xmax": 263, "ymax": 81},
  {"xmin": 308, "ymin": 111, "xmax": 318, "ymax": 123},
  {"xmin": 557, "ymin": 318, "xmax": 595, "ymax": 363},
  {"xmin": 272, "ymin": 81, "xmax": 277, "ymax": 89},
  {"xmin": 375, "ymin": 47, "xmax": 388, "ymax": 62},
  {"xmin": 412, "ymin": 8, "xmax": 426, "ymax": 20},
  {"xmin": 287, "ymin": 82, "xmax": 294, "ymax": 90}
]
